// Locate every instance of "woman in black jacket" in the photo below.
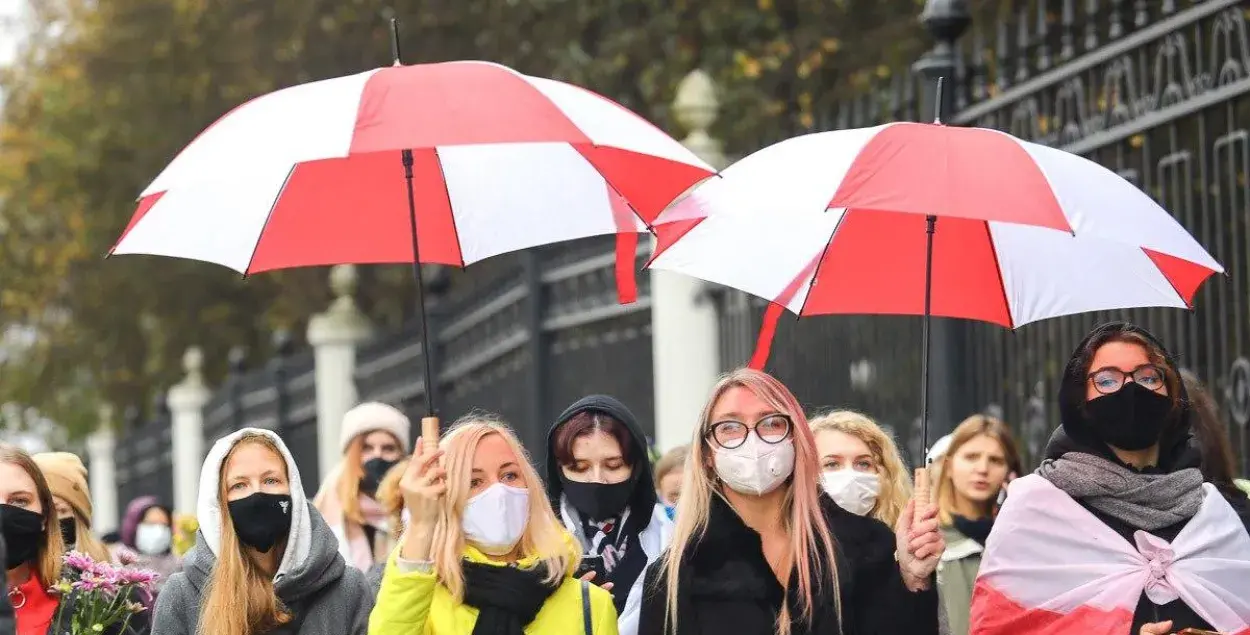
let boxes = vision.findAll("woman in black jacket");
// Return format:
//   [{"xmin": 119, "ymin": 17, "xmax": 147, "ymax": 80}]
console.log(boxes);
[{"xmin": 638, "ymin": 368, "xmax": 942, "ymax": 635}]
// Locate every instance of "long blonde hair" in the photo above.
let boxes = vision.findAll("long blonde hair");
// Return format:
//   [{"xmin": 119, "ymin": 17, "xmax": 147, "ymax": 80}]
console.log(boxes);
[
  {"xmin": 0, "ymin": 444, "xmax": 64, "ymax": 585},
  {"xmin": 935, "ymin": 414, "xmax": 1022, "ymax": 526},
  {"xmin": 809, "ymin": 410, "xmax": 913, "ymax": 528},
  {"xmin": 660, "ymin": 368, "xmax": 839, "ymax": 635},
  {"xmin": 198, "ymin": 433, "xmax": 294, "ymax": 635},
  {"xmin": 431, "ymin": 414, "xmax": 578, "ymax": 601}
]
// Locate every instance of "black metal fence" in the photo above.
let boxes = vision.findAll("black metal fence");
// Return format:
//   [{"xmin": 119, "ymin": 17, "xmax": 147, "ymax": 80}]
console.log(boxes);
[
  {"xmin": 353, "ymin": 238, "xmax": 654, "ymax": 456},
  {"xmin": 110, "ymin": 236, "xmax": 652, "ymax": 504},
  {"xmin": 714, "ymin": 0, "xmax": 1250, "ymax": 471}
]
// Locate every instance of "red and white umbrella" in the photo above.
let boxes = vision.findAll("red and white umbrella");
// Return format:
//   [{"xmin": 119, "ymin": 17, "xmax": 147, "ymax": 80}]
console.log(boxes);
[
  {"xmin": 110, "ymin": 46, "xmax": 715, "ymax": 420},
  {"xmin": 110, "ymin": 60, "xmax": 714, "ymax": 301},
  {"xmin": 648, "ymin": 122, "xmax": 1223, "ymax": 453},
  {"xmin": 651, "ymin": 122, "xmax": 1223, "ymax": 341}
]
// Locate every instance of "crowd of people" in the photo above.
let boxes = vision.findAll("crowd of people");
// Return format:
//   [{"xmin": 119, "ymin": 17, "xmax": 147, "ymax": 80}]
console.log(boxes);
[{"xmin": 2, "ymin": 321, "xmax": 1250, "ymax": 635}]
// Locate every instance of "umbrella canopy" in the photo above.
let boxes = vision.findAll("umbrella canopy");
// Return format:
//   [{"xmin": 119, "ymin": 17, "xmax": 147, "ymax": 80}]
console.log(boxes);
[
  {"xmin": 649, "ymin": 122, "xmax": 1223, "ymax": 365},
  {"xmin": 110, "ymin": 60, "xmax": 714, "ymax": 300}
]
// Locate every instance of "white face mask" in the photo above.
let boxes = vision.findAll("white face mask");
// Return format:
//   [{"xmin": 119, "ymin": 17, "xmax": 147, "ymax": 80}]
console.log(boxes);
[
  {"xmin": 821, "ymin": 470, "xmax": 881, "ymax": 516},
  {"xmin": 135, "ymin": 523, "xmax": 172, "ymax": 555},
  {"xmin": 462, "ymin": 483, "xmax": 530, "ymax": 555},
  {"xmin": 713, "ymin": 436, "xmax": 795, "ymax": 496}
]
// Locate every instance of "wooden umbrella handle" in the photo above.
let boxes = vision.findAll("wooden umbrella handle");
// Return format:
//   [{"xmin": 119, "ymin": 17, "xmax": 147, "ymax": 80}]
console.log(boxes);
[
  {"xmin": 422, "ymin": 416, "xmax": 441, "ymax": 452},
  {"xmin": 913, "ymin": 467, "xmax": 931, "ymax": 524}
]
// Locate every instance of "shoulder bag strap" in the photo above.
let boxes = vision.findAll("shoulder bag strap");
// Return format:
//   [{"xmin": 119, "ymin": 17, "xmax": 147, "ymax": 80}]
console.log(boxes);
[{"xmin": 581, "ymin": 579, "xmax": 593, "ymax": 635}]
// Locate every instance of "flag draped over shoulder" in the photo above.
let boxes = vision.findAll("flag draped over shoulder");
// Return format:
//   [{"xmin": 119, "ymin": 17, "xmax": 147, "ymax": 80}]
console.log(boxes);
[{"xmin": 969, "ymin": 474, "xmax": 1250, "ymax": 635}]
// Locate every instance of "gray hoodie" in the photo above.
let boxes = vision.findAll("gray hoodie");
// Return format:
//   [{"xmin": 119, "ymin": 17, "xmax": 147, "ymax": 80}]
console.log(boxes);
[{"xmin": 151, "ymin": 428, "xmax": 373, "ymax": 635}]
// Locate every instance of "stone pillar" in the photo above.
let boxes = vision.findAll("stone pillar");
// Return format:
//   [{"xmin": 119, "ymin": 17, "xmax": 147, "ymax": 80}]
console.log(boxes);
[
  {"xmin": 167, "ymin": 347, "xmax": 210, "ymax": 515},
  {"xmin": 651, "ymin": 70, "xmax": 727, "ymax": 451},
  {"xmin": 307, "ymin": 264, "xmax": 373, "ymax": 477},
  {"xmin": 85, "ymin": 404, "xmax": 119, "ymax": 534}
]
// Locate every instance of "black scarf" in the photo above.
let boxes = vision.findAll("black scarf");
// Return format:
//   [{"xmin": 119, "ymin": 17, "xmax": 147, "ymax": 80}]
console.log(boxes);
[
  {"xmin": 951, "ymin": 515, "xmax": 994, "ymax": 547},
  {"xmin": 462, "ymin": 561, "xmax": 559, "ymax": 635}
]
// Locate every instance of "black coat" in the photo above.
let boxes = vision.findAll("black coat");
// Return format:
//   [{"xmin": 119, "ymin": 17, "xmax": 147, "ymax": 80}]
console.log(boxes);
[
  {"xmin": 1047, "ymin": 321, "xmax": 1250, "ymax": 633},
  {"xmin": 638, "ymin": 492, "xmax": 939, "ymax": 635}
]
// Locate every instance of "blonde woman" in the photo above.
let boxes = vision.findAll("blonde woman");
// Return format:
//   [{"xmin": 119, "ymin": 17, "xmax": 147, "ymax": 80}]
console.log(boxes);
[
  {"xmin": 933, "ymin": 414, "xmax": 1019, "ymax": 635},
  {"xmin": 2, "ymin": 444, "xmax": 65, "ymax": 635},
  {"xmin": 638, "ymin": 368, "xmax": 943, "ymax": 635},
  {"xmin": 153, "ymin": 428, "xmax": 373, "ymax": 635},
  {"xmin": 31, "ymin": 452, "xmax": 113, "ymax": 564},
  {"xmin": 313, "ymin": 401, "xmax": 410, "ymax": 572},
  {"xmin": 809, "ymin": 410, "xmax": 912, "ymax": 527},
  {"xmin": 369, "ymin": 414, "xmax": 619, "ymax": 634}
]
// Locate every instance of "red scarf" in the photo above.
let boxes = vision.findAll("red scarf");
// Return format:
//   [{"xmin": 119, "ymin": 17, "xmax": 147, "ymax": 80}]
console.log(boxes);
[{"xmin": 10, "ymin": 573, "xmax": 58, "ymax": 635}]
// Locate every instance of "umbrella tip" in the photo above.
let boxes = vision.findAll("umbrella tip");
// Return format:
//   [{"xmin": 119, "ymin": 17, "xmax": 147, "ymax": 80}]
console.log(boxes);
[{"xmin": 389, "ymin": 18, "xmax": 403, "ymax": 66}]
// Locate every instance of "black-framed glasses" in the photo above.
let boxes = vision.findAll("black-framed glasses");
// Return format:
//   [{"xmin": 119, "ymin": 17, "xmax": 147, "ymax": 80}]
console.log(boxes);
[
  {"xmin": 1087, "ymin": 364, "xmax": 1166, "ymax": 395},
  {"xmin": 706, "ymin": 414, "xmax": 793, "ymax": 449}
]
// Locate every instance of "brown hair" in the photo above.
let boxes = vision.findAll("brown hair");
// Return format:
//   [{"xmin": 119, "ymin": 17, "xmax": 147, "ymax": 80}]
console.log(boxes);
[
  {"xmin": 1078, "ymin": 328, "xmax": 1182, "ymax": 410},
  {"xmin": 0, "ymin": 444, "xmax": 64, "ymax": 584},
  {"xmin": 652, "ymin": 445, "xmax": 689, "ymax": 489},
  {"xmin": 935, "ymin": 414, "xmax": 1023, "ymax": 526},
  {"xmin": 552, "ymin": 411, "xmax": 634, "ymax": 466},
  {"xmin": 1180, "ymin": 369, "xmax": 1239, "ymax": 492},
  {"xmin": 198, "ymin": 433, "xmax": 293, "ymax": 635}
]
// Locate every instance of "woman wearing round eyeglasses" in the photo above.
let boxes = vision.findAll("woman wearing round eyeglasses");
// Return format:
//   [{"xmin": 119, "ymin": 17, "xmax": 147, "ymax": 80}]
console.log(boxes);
[
  {"xmin": 968, "ymin": 322, "xmax": 1250, "ymax": 635},
  {"xmin": 638, "ymin": 368, "xmax": 942, "ymax": 635}
]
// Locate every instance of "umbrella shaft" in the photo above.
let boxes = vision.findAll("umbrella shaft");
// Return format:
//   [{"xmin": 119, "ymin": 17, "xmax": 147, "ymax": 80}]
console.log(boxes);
[
  {"xmin": 403, "ymin": 148, "xmax": 438, "ymax": 417},
  {"xmin": 920, "ymin": 214, "xmax": 936, "ymax": 463}
]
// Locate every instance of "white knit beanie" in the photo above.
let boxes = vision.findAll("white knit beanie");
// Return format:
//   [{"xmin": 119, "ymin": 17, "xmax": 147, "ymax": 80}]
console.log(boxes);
[{"xmin": 340, "ymin": 402, "xmax": 412, "ymax": 454}]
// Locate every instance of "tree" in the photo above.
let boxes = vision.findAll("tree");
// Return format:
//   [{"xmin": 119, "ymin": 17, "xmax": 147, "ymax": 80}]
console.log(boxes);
[{"xmin": 0, "ymin": 0, "xmax": 934, "ymax": 437}]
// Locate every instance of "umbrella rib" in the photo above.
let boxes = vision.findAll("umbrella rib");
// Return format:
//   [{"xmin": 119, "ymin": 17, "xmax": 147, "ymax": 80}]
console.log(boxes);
[
  {"xmin": 983, "ymin": 221, "xmax": 1016, "ymax": 330},
  {"xmin": 793, "ymin": 209, "xmax": 848, "ymax": 318},
  {"xmin": 241, "ymin": 164, "xmax": 298, "ymax": 278},
  {"xmin": 430, "ymin": 147, "xmax": 466, "ymax": 268}
]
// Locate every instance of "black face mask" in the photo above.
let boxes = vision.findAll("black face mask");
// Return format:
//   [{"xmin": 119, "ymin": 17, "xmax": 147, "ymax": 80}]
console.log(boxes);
[
  {"xmin": 59, "ymin": 516, "xmax": 77, "ymax": 549},
  {"xmin": 227, "ymin": 493, "xmax": 293, "ymax": 553},
  {"xmin": 1, "ymin": 504, "xmax": 46, "ymax": 570},
  {"xmin": 560, "ymin": 476, "xmax": 635, "ymax": 521},
  {"xmin": 1083, "ymin": 381, "xmax": 1173, "ymax": 451},
  {"xmin": 360, "ymin": 457, "xmax": 398, "ymax": 497}
]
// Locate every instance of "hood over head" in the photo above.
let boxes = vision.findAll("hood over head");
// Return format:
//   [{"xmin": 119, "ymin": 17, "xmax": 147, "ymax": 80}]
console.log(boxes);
[
  {"xmin": 545, "ymin": 395, "xmax": 658, "ymax": 536},
  {"xmin": 183, "ymin": 427, "xmax": 343, "ymax": 599},
  {"xmin": 1048, "ymin": 321, "xmax": 1200, "ymax": 472},
  {"xmin": 121, "ymin": 495, "xmax": 171, "ymax": 548}
]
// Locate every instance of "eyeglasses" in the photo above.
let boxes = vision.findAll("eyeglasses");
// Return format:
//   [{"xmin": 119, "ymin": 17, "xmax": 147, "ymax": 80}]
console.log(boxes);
[
  {"xmin": 706, "ymin": 414, "xmax": 793, "ymax": 449},
  {"xmin": 1087, "ymin": 364, "xmax": 1167, "ymax": 395}
]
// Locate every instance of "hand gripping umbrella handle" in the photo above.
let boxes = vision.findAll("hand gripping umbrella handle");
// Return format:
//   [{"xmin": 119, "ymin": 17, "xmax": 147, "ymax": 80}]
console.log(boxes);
[{"xmin": 914, "ymin": 467, "xmax": 931, "ymax": 525}]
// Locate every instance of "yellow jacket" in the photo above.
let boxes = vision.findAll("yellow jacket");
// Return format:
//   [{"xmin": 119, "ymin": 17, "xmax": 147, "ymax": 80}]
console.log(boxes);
[{"xmin": 368, "ymin": 543, "xmax": 619, "ymax": 635}]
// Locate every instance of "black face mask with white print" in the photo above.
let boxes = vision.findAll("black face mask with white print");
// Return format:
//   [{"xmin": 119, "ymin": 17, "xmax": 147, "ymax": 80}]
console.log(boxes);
[{"xmin": 227, "ymin": 493, "xmax": 293, "ymax": 553}]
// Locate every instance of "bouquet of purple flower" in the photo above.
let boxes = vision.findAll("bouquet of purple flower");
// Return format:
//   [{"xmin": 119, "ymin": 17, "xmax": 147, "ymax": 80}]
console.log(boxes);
[{"xmin": 51, "ymin": 550, "xmax": 161, "ymax": 634}]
